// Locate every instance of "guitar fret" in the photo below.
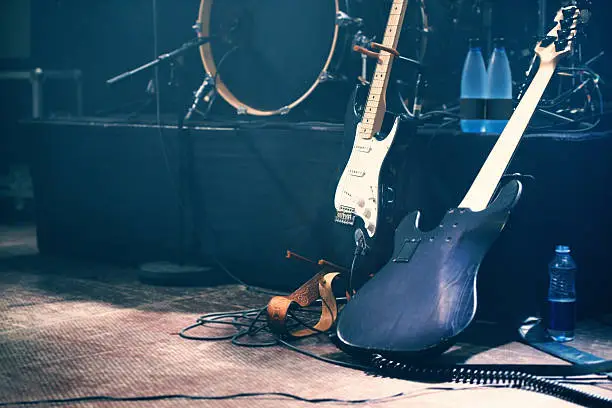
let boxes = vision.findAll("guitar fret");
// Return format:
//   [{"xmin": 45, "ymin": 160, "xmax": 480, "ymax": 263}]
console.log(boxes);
[
  {"xmin": 358, "ymin": 0, "xmax": 407, "ymax": 139},
  {"xmin": 371, "ymin": 79, "xmax": 385, "ymax": 88}
]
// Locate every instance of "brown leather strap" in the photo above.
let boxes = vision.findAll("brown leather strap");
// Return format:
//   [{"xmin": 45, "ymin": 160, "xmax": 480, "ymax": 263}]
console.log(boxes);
[
  {"xmin": 290, "ymin": 273, "xmax": 340, "ymax": 337},
  {"xmin": 267, "ymin": 272, "xmax": 341, "ymax": 337}
]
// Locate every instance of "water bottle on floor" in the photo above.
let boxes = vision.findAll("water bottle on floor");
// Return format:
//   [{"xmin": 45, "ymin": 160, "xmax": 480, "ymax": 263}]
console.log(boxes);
[
  {"xmin": 485, "ymin": 38, "xmax": 513, "ymax": 134},
  {"xmin": 547, "ymin": 245, "xmax": 577, "ymax": 342},
  {"xmin": 460, "ymin": 38, "xmax": 487, "ymax": 133}
]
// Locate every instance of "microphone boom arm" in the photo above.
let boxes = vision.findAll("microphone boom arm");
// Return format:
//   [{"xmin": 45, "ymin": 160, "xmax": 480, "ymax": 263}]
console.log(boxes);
[{"xmin": 106, "ymin": 36, "xmax": 213, "ymax": 86}]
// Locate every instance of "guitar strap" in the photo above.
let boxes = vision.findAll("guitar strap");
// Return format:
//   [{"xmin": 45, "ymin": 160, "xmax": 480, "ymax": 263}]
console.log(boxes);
[
  {"xmin": 519, "ymin": 317, "xmax": 612, "ymax": 378},
  {"xmin": 267, "ymin": 271, "xmax": 343, "ymax": 338}
]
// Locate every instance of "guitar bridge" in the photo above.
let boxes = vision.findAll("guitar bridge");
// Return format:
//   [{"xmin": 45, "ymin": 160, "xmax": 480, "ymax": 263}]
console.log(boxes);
[
  {"xmin": 335, "ymin": 206, "xmax": 356, "ymax": 225},
  {"xmin": 349, "ymin": 169, "xmax": 366, "ymax": 177},
  {"xmin": 354, "ymin": 145, "xmax": 372, "ymax": 153}
]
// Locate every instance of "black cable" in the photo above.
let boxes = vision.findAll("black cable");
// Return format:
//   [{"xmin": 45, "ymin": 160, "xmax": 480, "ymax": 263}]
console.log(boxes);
[
  {"xmin": 348, "ymin": 245, "xmax": 360, "ymax": 294},
  {"xmin": 179, "ymin": 302, "xmax": 612, "ymax": 401},
  {"xmin": 372, "ymin": 355, "xmax": 612, "ymax": 408},
  {"xmin": 0, "ymin": 391, "xmax": 406, "ymax": 407},
  {"xmin": 275, "ymin": 335, "xmax": 373, "ymax": 372}
]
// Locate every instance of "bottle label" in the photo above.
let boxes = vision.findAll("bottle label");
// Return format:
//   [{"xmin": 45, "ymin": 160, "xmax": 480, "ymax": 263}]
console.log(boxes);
[
  {"xmin": 486, "ymin": 99, "xmax": 514, "ymax": 120},
  {"xmin": 460, "ymin": 98, "xmax": 486, "ymax": 120},
  {"xmin": 547, "ymin": 299, "xmax": 576, "ymax": 332}
]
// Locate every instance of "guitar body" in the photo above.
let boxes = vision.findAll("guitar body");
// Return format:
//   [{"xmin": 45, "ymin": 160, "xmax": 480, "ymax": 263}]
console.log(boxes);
[
  {"xmin": 336, "ymin": 179, "xmax": 523, "ymax": 359},
  {"xmin": 331, "ymin": 84, "xmax": 414, "ymax": 289}
]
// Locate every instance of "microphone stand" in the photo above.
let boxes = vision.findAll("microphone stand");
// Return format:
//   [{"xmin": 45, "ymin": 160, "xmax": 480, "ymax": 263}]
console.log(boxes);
[{"xmin": 106, "ymin": 36, "xmax": 215, "ymax": 285}]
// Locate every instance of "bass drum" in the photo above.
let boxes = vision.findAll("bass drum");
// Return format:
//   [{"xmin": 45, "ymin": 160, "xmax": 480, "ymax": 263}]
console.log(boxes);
[{"xmin": 196, "ymin": 0, "xmax": 367, "ymax": 119}]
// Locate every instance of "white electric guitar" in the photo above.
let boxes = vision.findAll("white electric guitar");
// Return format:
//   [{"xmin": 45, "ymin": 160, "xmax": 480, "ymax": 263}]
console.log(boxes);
[{"xmin": 334, "ymin": 0, "xmax": 410, "ymax": 249}]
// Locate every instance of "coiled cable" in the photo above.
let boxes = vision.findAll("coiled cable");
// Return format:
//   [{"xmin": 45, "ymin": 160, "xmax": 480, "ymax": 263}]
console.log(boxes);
[{"xmin": 372, "ymin": 355, "xmax": 612, "ymax": 407}]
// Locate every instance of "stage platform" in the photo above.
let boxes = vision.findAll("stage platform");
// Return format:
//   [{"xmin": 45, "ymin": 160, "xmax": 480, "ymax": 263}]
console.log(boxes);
[
  {"xmin": 19, "ymin": 116, "xmax": 612, "ymax": 324},
  {"xmin": 1, "ymin": 224, "xmax": 611, "ymax": 408}
]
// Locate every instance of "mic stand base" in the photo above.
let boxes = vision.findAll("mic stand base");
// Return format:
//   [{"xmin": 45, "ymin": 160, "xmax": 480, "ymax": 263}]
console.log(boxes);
[
  {"xmin": 133, "ymin": 39, "xmax": 216, "ymax": 287},
  {"xmin": 138, "ymin": 262, "xmax": 213, "ymax": 287}
]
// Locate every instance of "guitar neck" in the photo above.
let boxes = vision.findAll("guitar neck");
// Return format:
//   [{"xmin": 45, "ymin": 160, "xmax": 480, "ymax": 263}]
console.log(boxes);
[
  {"xmin": 358, "ymin": 0, "xmax": 408, "ymax": 140},
  {"xmin": 459, "ymin": 61, "xmax": 557, "ymax": 212}
]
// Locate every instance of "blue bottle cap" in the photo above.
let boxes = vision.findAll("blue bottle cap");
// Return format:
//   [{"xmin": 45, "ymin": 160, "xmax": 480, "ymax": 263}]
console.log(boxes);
[
  {"xmin": 469, "ymin": 38, "xmax": 481, "ymax": 49},
  {"xmin": 555, "ymin": 245, "xmax": 571, "ymax": 253},
  {"xmin": 493, "ymin": 37, "xmax": 506, "ymax": 49}
]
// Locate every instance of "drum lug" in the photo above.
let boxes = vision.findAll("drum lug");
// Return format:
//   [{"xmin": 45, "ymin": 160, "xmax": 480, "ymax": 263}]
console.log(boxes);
[
  {"xmin": 279, "ymin": 106, "xmax": 291, "ymax": 115},
  {"xmin": 319, "ymin": 71, "xmax": 346, "ymax": 83},
  {"xmin": 236, "ymin": 106, "xmax": 248, "ymax": 115},
  {"xmin": 319, "ymin": 71, "xmax": 333, "ymax": 82},
  {"xmin": 192, "ymin": 21, "xmax": 202, "ymax": 35},
  {"xmin": 336, "ymin": 11, "xmax": 363, "ymax": 27},
  {"xmin": 352, "ymin": 31, "xmax": 375, "ymax": 49}
]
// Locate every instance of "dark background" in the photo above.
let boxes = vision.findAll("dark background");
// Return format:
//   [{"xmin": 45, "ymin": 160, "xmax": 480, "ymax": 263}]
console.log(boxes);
[{"xmin": 1, "ymin": 0, "xmax": 609, "ymax": 120}]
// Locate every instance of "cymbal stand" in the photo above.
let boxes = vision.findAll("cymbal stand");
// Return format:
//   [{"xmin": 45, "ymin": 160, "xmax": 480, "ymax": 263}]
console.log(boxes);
[{"xmin": 517, "ymin": 16, "xmax": 604, "ymax": 131}]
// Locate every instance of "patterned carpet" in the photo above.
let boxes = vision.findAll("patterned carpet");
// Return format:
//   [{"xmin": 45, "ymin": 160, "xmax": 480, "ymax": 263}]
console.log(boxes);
[{"xmin": 0, "ymin": 224, "xmax": 611, "ymax": 407}]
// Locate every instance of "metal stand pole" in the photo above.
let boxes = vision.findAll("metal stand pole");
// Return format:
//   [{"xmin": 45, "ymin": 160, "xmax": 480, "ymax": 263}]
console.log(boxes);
[{"xmin": 538, "ymin": 0, "xmax": 548, "ymax": 38}]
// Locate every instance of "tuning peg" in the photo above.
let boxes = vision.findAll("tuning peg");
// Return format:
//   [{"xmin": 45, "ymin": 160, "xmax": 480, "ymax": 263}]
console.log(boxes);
[
  {"xmin": 559, "ymin": 17, "xmax": 575, "ymax": 30},
  {"xmin": 555, "ymin": 39, "xmax": 569, "ymax": 52},
  {"xmin": 540, "ymin": 36, "xmax": 557, "ymax": 47},
  {"xmin": 557, "ymin": 28, "xmax": 573, "ymax": 41},
  {"xmin": 562, "ymin": 6, "xmax": 578, "ymax": 19}
]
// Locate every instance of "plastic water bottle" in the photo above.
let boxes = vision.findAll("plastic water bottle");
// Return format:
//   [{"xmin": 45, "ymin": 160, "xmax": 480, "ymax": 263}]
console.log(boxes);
[
  {"xmin": 485, "ymin": 38, "xmax": 513, "ymax": 134},
  {"xmin": 547, "ymin": 245, "xmax": 577, "ymax": 342},
  {"xmin": 460, "ymin": 38, "xmax": 487, "ymax": 133}
]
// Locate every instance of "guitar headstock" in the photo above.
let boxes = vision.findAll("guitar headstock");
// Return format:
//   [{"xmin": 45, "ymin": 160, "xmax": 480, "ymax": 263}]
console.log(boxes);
[{"xmin": 535, "ymin": 1, "xmax": 589, "ymax": 64}]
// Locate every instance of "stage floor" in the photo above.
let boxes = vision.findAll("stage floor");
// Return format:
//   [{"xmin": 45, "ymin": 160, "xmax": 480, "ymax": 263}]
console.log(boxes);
[{"xmin": 1, "ymin": 224, "xmax": 611, "ymax": 407}]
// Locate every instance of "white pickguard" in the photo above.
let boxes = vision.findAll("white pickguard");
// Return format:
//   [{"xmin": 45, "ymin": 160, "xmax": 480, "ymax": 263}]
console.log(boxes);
[{"xmin": 334, "ymin": 117, "xmax": 400, "ymax": 237}]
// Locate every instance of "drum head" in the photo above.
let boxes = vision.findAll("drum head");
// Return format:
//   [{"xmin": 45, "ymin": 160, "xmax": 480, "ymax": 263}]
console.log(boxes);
[{"xmin": 199, "ymin": 0, "xmax": 339, "ymax": 115}]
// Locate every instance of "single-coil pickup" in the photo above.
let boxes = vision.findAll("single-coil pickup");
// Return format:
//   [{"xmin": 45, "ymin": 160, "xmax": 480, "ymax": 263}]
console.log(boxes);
[
  {"xmin": 353, "ymin": 145, "xmax": 372, "ymax": 153},
  {"xmin": 348, "ymin": 169, "xmax": 366, "ymax": 177}
]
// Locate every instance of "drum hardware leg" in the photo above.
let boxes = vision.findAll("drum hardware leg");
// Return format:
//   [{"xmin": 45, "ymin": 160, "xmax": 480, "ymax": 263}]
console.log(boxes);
[
  {"xmin": 185, "ymin": 73, "xmax": 216, "ymax": 121},
  {"xmin": 352, "ymin": 31, "xmax": 376, "ymax": 85},
  {"xmin": 411, "ymin": 73, "xmax": 424, "ymax": 119},
  {"xmin": 358, "ymin": 54, "xmax": 369, "ymax": 86}
]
